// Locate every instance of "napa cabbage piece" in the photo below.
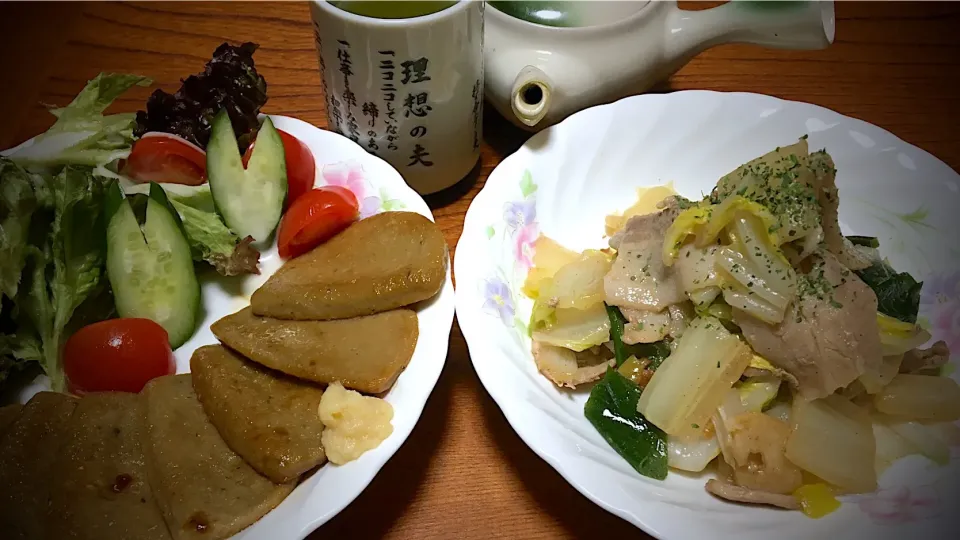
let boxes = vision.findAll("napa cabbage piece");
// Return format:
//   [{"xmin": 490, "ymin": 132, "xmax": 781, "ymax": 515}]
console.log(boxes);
[
  {"xmin": 531, "ymin": 303, "xmax": 611, "ymax": 352},
  {"xmin": 662, "ymin": 196, "xmax": 781, "ymax": 265},
  {"xmin": 538, "ymin": 250, "xmax": 613, "ymax": 310},
  {"xmin": 522, "ymin": 235, "xmax": 579, "ymax": 299},
  {"xmin": 737, "ymin": 378, "xmax": 781, "ymax": 411},
  {"xmin": 675, "ymin": 244, "xmax": 723, "ymax": 307},
  {"xmin": 873, "ymin": 374, "xmax": 960, "ymax": 422},
  {"xmin": 711, "ymin": 138, "xmax": 822, "ymax": 245},
  {"xmin": 528, "ymin": 249, "xmax": 613, "ymax": 351},
  {"xmin": 858, "ymin": 354, "xmax": 903, "ymax": 395},
  {"xmin": 716, "ymin": 213, "xmax": 797, "ymax": 325},
  {"xmin": 637, "ymin": 316, "xmax": 752, "ymax": 436},
  {"xmin": 668, "ymin": 376, "xmax": 779, "ymax": 473},
  {"xmin": 872, "ymin": 419, "xmax": 919, "ymax": 475},
  {"xmin": 877, "ymin": 312, "xmax": 932, "ymax": 356},
  {"xmin": 667, "ymin": 427, "xmax": 719, "ymax": 473},
  {"xmin": 874, "ymin": 415, "xmax": 960, "ymax": 466},
  {"xmin": 785, "ymin": 395, "xmax": 877, "ymax": 494}
]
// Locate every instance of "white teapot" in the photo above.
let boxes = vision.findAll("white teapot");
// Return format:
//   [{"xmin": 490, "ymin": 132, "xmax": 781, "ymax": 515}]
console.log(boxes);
[{"xmin": 484, "ymin": 0, "xmax": 835, "ymax": 131}]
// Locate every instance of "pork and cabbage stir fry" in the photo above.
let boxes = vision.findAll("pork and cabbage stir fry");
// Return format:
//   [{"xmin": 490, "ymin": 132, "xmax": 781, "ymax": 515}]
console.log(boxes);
[{"xmin": 522, "ymin": 137, "xmax": 960, "ymax": 517}]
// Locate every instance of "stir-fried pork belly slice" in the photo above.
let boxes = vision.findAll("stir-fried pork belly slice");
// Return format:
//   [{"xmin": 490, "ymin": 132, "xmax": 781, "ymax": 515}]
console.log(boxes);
[
  {"xmin": 604, "ymin": 207, "xmax": 685, "ymax": 313},
  {"xmin": 734, "ymin": 252, "xmax": 883, "ymax": 400}
]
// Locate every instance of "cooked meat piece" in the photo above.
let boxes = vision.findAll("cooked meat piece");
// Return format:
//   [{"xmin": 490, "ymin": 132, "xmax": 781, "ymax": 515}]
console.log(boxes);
[
  {"xmin": 900, "ymin": 340, "xmax": 950, "ymax": 375},
  {"xmin": 0, "ymin": 403, "xmax": 22, "ymax": 437},
  {"xmin": 533, "ymin": 342, "xmax": 615, "ymax": 389},
  {"xmin": 141, "ymin": 374, "xmax": 294, "ymax": 540},
  {"xmin": 251, "ymin": 211, "xmax": 447, "ymax": 320},
  {"xmin": 620, "ymin": 307, "xmax": 670, "ymax": 344},
  {"xmin": 191, "ymin": 345, "xmax": 326, "ymax": 483},
  {"xmin": 0, "ymin": 392, "xmax": 77, "ymax": 540},
  {"xmin": 734, "ymin": 252, "xmax": 883, "ymax": 400},
  {"xmin": 808, "ymin": 152, "xmax": 871, "ymax": 271},
  {"xmin": 705, "ymin": 479, "xmax": 800, "ymax": 510},
  {"xmin": 604, "ymin": 208, "xmax": 685, "ymax": 312},
  {"xmin": 46, "ymin": 392, "xmax": 170, "ymax": 540},
  {"xmin": 212, "ymin": 307, "xmax": 418, "ymax": 394}
]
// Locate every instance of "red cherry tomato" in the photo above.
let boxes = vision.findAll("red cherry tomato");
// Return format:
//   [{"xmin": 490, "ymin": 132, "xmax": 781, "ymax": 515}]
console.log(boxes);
[
  {"xmin": 277, "ymin": 186, "xmax": 359, "ymax": 259},
  {"xmin": 63, "ymin": 318, "xmax": 177, "ymax": 395},
  {"xmin": 243, "ymin": 129, "xmax": 316, "ymax": 208},
  {"xmin": 122, "ymin": 133, "xmax": 207, "ymax": 186}
]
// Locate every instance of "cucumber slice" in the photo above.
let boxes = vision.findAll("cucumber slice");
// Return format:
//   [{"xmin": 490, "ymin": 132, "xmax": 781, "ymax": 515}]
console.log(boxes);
[
  {"xmin": 106, "ymin": 183, "xmax": 200, "ymax": 348},
  {"xmin": 207, "ymin": 109, "xmax": 287, "ymax": 242}
]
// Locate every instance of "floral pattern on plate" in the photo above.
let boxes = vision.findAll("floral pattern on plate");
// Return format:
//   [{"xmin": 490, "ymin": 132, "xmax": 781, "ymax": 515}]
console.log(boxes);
[
  {"xmin": 480, "ymin": 170, "xmax": 538, "ymax": 343},
  {"xmin": 320, "ymin": 160, "xmax": 406, "ymax": 217},
  {"xmin": 455, "ymin": 91, "xmax": 960, "ymax": 539}
]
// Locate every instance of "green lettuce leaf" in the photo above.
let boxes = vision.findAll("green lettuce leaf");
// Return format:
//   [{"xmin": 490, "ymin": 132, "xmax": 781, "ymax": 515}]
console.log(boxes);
[
  {"xmin": 11, "ymin": 168, "xmax": 114, "ymax": 391},
  {"xmin": 124, "ymin": 182, "xmax": 260, "ymax": 276},
  {"xmin": 0, "ymin": 159, "xmax": 42, "ymax": 302},
  {"xmin": 4, "ymin": 73, "xmax": 151, "ymax": 169}
]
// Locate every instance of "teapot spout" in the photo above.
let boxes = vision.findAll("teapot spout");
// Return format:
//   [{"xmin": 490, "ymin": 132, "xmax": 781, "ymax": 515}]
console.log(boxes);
[{"xmin": 510, "ymin": 66, "xmax": 553, "ymax": 128}]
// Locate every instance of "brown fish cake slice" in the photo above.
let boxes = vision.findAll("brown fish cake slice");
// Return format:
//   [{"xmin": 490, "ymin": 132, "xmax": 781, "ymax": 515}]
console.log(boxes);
[
  {"xmin": 191, "ymin": 345, "xmax": 326, "ymax": 484},
  {"xmin": 0, "ymin": 403, "xmax": 22, "ymax": 437},
  {"xmin": 212, "ymin": 307, "xmax": 418, "ymax": 394},
  {"xmin": 0, "ymin": 391, "xmax": 78, "ymax": 540},
  {"xmin": 141, "ymin": 374, "xmax": 294, "ymax": 540},
  {"xmin": 46, "ymin": 392, "xmax": 171, "ymax": 540},
  {"xmin": 251, "ymin": 211, "xmax": 447, "ymax": 320}
]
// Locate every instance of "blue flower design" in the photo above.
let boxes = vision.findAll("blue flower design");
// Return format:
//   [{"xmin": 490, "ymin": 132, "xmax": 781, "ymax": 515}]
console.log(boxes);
[
  {"xmin": 503, "ymin": 199, "xmax": 536, "ymax": 232},
  {"xmin": 482, "ymin": 277, "xmax": 515, "ymax": 326}
]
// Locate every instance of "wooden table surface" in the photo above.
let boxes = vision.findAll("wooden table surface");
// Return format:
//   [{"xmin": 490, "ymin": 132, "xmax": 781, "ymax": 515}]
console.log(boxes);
[{"xmin": 2, "ymin": 1, "xmax": 959, "ymax": 538}]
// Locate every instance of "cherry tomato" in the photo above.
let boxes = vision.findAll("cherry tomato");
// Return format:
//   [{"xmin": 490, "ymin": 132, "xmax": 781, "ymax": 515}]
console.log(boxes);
[
  {"xmin": 243, "ymin": 129, "xmax": 316, "ymax": 208},
  {"xmin": 277, "ymin": 186, "xmax": 359, "ymax": 259},
  {"xmin": 63, "ymin": 318, "xmax": 176, "ymax": 395},
  {"xmin": 122, "ymin": 133, "xmax": 207, "ymax": 186}
]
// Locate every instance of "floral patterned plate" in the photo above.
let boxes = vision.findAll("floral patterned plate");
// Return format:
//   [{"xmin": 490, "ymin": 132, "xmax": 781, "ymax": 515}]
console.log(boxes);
[
  {"xmin": 4, "ymin": 114, "xmax": 456, "ymax": 540},
  {"xmin": 454, "ymin": 91, "xmax": 960, "ymax": 539}
]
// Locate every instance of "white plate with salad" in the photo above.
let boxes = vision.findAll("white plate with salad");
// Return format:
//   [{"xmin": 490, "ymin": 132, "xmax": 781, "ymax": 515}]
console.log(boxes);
[
  {"xmin": 0, "ymin": 43, "xmax": 454, "ymax": 539},
  {"xmin": 455, "ymin": 90, "xmax": 960, "ymax": 539}
]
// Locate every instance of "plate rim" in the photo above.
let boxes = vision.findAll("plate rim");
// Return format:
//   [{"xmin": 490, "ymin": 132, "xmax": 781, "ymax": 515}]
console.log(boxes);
[
  {"xmin": 1, "ymin": 116, "xmax": 457, "ymax": 540},
  {"xmin": 454, "ymin": 90, "xmax": 959, "ymax": 539}
]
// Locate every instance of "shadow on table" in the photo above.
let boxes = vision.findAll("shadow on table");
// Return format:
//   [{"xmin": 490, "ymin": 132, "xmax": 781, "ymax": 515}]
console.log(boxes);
[
  {"xmin": 475, "ymin": 364, "xmax": 648, "ymax": 538},
  {"xmin": 423, "ymin": 101, "xmax": 531, "ymax": 211}
]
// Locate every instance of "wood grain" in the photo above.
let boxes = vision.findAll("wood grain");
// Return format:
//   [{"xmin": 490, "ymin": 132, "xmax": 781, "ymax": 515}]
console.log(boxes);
[{"xmin": 1, "ymin": 2, "xmax": 958, "ymax": 538}]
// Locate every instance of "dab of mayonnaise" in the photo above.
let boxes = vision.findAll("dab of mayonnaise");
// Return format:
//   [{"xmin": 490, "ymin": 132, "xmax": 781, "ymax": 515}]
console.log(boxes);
[{"xmin": 318, "ymin": 382, "xmax": 394, "ymax": 465}]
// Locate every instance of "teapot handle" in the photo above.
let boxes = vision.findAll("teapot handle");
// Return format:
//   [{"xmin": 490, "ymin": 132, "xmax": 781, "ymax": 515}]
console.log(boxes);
[{"xmin": 667, "ymin": 0, "xmax": 835, "ymax": 56}]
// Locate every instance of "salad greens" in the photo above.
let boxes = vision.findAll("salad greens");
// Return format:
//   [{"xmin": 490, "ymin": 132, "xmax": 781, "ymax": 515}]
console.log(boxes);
[
  {"xmin": 3, "ymin": 73, "xmax": 151, "ymax": 170},
  {"xmin": 135, "ymin": 42, "xmax": 268, "ymax": 152},
  {"xmin": 584, "ymin": 369, "xmax": 668, "ymax": 480},
  {"xmin": 0, "ymin": 73, "xmax": 147, "ymax": 388},
  {"xmin": 1, "ymin": 43, "xmax": 274, "ymax": 389},
  {"xmin": 0, "ymin": 163, "xmax": 115, "ymax": 390}
]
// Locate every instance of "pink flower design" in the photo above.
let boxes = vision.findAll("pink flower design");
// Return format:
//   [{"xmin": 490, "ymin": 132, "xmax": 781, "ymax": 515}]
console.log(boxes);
[
  {"xmin": 515, "ymin": 223, "xmax": 538, "ymax": 271},
  {"xmin": 322, "ymin": 161, "xmax": 381, "ymax": 218},
  {"xmin": 922, "ymin": 271, "xmax": 960, "ymax": 351},
  {"xmin": 858, "ymin": 486, "xmax": 941, "ymax": 525},
  {"xmin": 934, "ymin": 303, "xmax": 960, "ymax": 354}
]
